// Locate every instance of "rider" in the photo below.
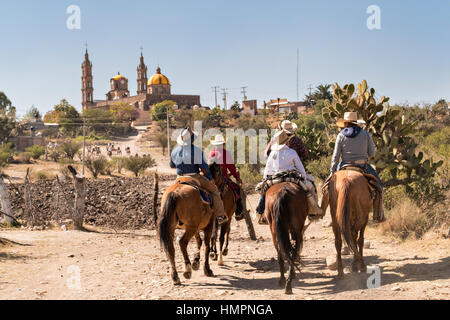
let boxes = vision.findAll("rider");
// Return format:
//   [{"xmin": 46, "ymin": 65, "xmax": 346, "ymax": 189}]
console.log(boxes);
[
  {"xmin": 265, "ymin": 120, "xmax": 308, "ymax": 162},
  {"xmin": 330, "ymin": 112, "xmax": 385, "ymax": 222},
  {"xmin": 208, "ymin": 134, "xmax": 246, "ymax": 220},
  {"xmin": 256, "ymin": 130, "xmax": 323, "ymax": 222},
  {"xmin": 170, "ymin": 128, "xmax": 227, "ymax": 224}
]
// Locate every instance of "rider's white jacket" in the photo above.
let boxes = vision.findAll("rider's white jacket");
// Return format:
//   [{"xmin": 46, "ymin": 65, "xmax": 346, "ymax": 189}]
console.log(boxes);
[{"xmin": 264, "ymin": 145, "xmax": 312, "ymax": 180}]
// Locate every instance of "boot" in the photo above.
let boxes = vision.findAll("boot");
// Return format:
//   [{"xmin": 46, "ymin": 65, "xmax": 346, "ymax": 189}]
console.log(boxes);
[
  {"xmin": 373, "ymin": 190, "xmax": 386, "ymax": 222},
  {"xmin": 306, "ymin": 193, "xmax": 324, "ymax": 219}
]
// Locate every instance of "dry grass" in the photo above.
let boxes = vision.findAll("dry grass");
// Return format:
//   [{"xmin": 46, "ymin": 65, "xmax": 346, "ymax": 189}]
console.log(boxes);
[{"xmin": 380, "ymin": 198, "xmax": 429, "ymax": 239}]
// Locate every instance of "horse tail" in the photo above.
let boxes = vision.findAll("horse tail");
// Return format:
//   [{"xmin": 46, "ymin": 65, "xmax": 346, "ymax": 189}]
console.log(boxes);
[
  {"xmin": 273, "ymin": 188, "xmax": 299, "ymax": 268},
  {"xmin": 158, "ymin": 192, "xmax": 178, "ymax": 253},
  {"xmin": 336, "ymin": 178, "xmax": 358, "ymax": 255}
]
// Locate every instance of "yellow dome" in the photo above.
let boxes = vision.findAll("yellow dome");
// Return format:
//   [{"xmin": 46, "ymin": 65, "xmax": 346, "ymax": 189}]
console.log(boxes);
[
  {"xmin": 113, "ymin": 73, "xmax": 126, "ymax": 81},
  {"xmin": 148, "ymin": 67, "xmax": 170, "ymax": 86}
]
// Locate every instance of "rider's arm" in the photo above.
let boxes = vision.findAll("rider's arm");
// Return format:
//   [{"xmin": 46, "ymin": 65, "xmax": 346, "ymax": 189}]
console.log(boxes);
[
  {"xmin": 330, "ymin": 134, "xmax": 343, "ymax": 174},
  {"xmin": 224, "ymin": 149, "xmax": 241, "ymax": 182},
  {"xmin": 200, "ymin": 153, "xmax": 214, "ymax": 180},
  {"xmin": 292, "ymin": 150, "xmax": 307, "ymax": 178},
  {"xmin": 263, "ymin": 154, "xmax": 274, "ymax": 179}
]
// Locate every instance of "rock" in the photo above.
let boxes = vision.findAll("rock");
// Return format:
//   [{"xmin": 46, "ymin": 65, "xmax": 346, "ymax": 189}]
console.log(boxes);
[
  {"xmin": 326, "ymin": 255, "xmax": 338, "ymax": 271},
  {"xmin": 67, "ymin": 254, "xmax": 75, "ymax": 258},
  {"xmin": 364, "ymin": 240, "xmax": 371, "ymax": 249},
  {"xmin": 61, "ymin": 225, "xmax": 67, "ymax": 231},
  {"xmin": 391, "ymin": 285, "xmax": 401, "ymax": 291}
]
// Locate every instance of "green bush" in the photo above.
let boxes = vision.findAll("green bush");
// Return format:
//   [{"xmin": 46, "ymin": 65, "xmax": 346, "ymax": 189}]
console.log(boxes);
[
  {"xmin": 59, "ymin": 140, "xmax": 82, "ymax": 160},
  {"xmin": 306, "ymin": 155, "xmax": 332, "ymax": 181},
  {"xmin": 0, "ymin": 143, "xmax": 14, "ymax": 168},
  {"xmin": 17, "ymin": 152, "xmax": 32, "ymax": 164},
  {"xmin": 36, "ymin": 170, "xmax": 51, "ymax": 181},
  {"xmin": 25, "ymin": 145, "xmax": 45, "ymax": 160},
  {"xmin": 124, "ymin": 155, "xmax": 156, "ymax": 177},
  {"xmin": 85, "ymin": 155, "xmax": 108, "ymax": 179}
]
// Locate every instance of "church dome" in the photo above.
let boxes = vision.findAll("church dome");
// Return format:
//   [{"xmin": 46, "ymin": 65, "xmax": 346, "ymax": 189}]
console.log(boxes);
[
  {"xmin": 148, "ymin": 67, "xmax": 170, "ymax": 86},
  {"xmin": 113, "ymin": 73, "xmax": 126, "ymax": 81}
]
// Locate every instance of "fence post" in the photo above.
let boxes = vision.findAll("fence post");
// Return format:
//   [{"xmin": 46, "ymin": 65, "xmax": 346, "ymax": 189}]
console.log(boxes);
[{"xmin": 68, "ymin": 166, "xmax": 86, "ymax": 231}]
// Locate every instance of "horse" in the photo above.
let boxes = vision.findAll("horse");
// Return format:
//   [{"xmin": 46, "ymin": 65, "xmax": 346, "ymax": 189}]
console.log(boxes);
[
  {"xmin": 208, "ymin": 162, "xmax": 237, "ymax": 266},
  {"xmin": 158, "ymin": 181, "xmax": 216, "ymax": 285},
  {"xmin": 328, "ymin": 170, "xmax": 372, "ymax": 278},
  {"xmin": 264, "ymin": 182, "xmax": 308, "ymax": 294}
]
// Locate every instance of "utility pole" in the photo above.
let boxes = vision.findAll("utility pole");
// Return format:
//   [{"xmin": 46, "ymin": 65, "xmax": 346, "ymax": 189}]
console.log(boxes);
[
  {"xmin": 82, "ymin": 116, "xmax": 86, "ymax": 176},
  {"xmin": 211, "ymin": 86, "xmax": 220, "ymax": 108},
  {"xmin": 308, "ymin": 84, "xmax": 313, "ymax": 98},
  {"xmin": 296, "ymin": 48, "xmax": 300, "ymax": 101},
  {"xmin": 167, "ymin": 106, "xmax": 171, "ymax": 159},
  {"xmin": 241, "ymin": 86, "xmax": 248, "ymax": 100},
  {"xmin": 222, "ymin": 89, "xmax": 228, "ymax": 110}
]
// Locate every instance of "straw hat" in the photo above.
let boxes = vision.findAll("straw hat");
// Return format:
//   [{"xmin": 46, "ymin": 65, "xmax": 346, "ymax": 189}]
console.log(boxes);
[
  {"xmin": 271, "ymin": 130, "xmax": 290, "ymax": 151},
  {"xmin": 210, "ymin": 134, "xmax": 226, "ymax": 146},
  {"xmin": 177, "ymin": 128, "xmax": 198, "ymax": 146},
  {"xmin": 336, "ymin": 112, "xmax": 366, "ymax": 128},
  {"xmin": 279, "ymin": 120, "xmax": 298, "ymax": 134}
]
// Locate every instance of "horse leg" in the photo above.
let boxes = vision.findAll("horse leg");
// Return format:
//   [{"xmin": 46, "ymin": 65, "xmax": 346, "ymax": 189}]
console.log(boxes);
[
  {"xmin": 166, "ymin": 234, "xmax": 181, "ymax": 286},
  {"xmin": 179, "ymin": 228, "xmax": 196, "ymax": 280},
  {"xmin": 332, "ymin": 221, "xmax": 344, "ymax": 278},
  {"xmin": 277, "ymin": 250, "xmax": 286, "ymax": 288},
  {"xmin": 218, "ymin": 222, "xmax": 229, "ymax": 266},
  {"xmin": 351, "ymin": 229, "xmax": 360, "ymax": 273},
  {"xmin": 203, "ymin": 223, "xmax": 215, "ymax": 277},
  {"xmin": 285, "ymin": 263, "xmax": 295, "ymax": 295},
  {"xmin": 222, "ymin": 222, "xmax": 231, "ymax": 256},
  {"xmin": 357, "ymin": 228, "xmax": 367, "ymax": 272},
  {"xmin": 210, "ymin": 220, "xmax": 218, "ymax": 261},
  {"xmin": 193, "ymin": 233, "xmax": 202, "ymax": 271}
]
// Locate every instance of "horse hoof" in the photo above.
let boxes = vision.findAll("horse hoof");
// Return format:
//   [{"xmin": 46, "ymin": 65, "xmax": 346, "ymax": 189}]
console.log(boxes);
[
  {"xmin": 192, "ymin": 261, "xmax": 200, "ymax": 271},
  {"xmin": 285, "ymin": 287, "xmax": 293, "ymax": 295},
  {"xmin": 218, "ymin": 260, "xmax": 224, "ymax": 266},
  {"xmin": 183, "ymin": 271, "xmax": 192, "ymax": 279},
  {"xmin": 210, "ymin": 252, "xmax": 217, "ymax": 261},
  {"xmin": 222, "ymin": 249, "xmax": 228, "ymax": 256},
  {"xmin": 173, "ymin": 278, "xmax": 182, "ymax": 286},
  {"xmin": 351, "ymin": 263, "xmax": 359, "ymax": 273}
]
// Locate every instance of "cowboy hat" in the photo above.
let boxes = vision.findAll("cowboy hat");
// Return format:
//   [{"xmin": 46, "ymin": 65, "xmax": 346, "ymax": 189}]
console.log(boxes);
[
  {"xmin": 278, "ymin": 120, "xmax": 298, "ymax": 134},
  {"xmin": 271, "ymin": 130, "xmax": 290, "ymax": 151},
  {"xmin": 336, "ymin": 112, "xmax": 366, "ymax": 128},
  {"xmin": 177, "ymin": 127, "xmax": 198, "ymax": 146},
  {"xmin": 210, "ymin": 134, "xmax": 226, "ymax": 145}
]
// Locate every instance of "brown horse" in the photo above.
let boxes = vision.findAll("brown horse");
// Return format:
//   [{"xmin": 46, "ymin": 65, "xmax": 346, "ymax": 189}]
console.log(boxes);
[
  {"xmin": 158, "ymin": 181, "xmax": 215, "ymax": 285},
  {"xmin": 328, "ymin": 170, "xmax": 372, "ymax": 278},
  {"xmin": 208, "ymin": 163, "xmax": 237, "ymax": 266},
  {"xmin": 264, "ymin": 182, "xmax": 308, "ymax": 294}
]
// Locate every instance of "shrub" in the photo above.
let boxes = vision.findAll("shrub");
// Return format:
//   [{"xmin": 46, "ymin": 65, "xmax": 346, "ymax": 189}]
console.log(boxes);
[
  {"xmin": 124, "ymin": 155, "xmax": 156, "ymax": 177},
  {"xmin": 306, "ymin": 155, "xmax": 332, "ymax": 181},
  {"xmin": 59, "ymin": 140, "xmax": 82, "ymax": 160},
  {"xmin": 49, "ymin": 149, "xmax": 63, "ymax": 162},
  {"xmin": 111, "ymin": 157, "xmax": 125, "ymax": 174},
  {"xmin": 0, "ymin": 143, "xmax": 14, "ymax": 168},
  {"xmin": 25, "ymin": 145, "xmax": 45, "ymax": 160},
  {"xmin": 36, "ymin": 170, "xmax": 52, "ymax": 181},
  {"xmin": 85, "ymin": 155, "xmax": 108, "ymax": 179},
  {"xmin": 17, "ymin": 152, "xmax": 32, "ymax": 164}
]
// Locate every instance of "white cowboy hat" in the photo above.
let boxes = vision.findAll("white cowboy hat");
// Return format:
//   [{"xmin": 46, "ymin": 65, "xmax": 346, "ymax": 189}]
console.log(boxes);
[
  {"xmin": 210, "ymin": 134, "xmax": 226, "ymax": 145},
  {"xmin": 279, "ymin": 120, "xmax": 298, "ymax": 134},
  {"xmin": 177, "ymin": 128, "xmax": 198, "ymax": 146},
  {"xmin": 271, "ymin": 130, "xmax": 290, "ymax": 151},
  {"xmin": 336, "ymin": 112, "xmax": 366, "ymax": 128}
]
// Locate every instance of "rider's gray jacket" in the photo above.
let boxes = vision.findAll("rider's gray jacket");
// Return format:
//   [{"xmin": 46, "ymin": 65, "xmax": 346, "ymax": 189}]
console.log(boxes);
[{"xmin": 330, "ymin": 126, "xmax": 376, "ymax": 174}]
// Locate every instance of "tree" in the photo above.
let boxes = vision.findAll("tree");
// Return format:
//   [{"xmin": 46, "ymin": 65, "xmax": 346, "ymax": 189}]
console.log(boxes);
[
  {"xmin": 59, "ymin": 140, "xmax": 82, "ymax": 160},
  {"xmin": 23, "ymin": 105, "xmax": 42, "ymax": 121},
  {"xmin": 110, "ymin": 102, "xmax": 139, "ymax": 123},
  {"xmin": 124, "ymin": 156, "xmax": 156, "ymax": 177},
  {"xmin": 230, "ymin": 101, "xmax": 241, "ymax": 111},
  {"xmin": 151, "ymin": 100, "xmax": 177, "ymax": 121},
  {"xmin": 85, "ymin": 155, "xmax": 108, "ymax": 179},
  {"xmin": 82, "ymin": 108, "xmax": 115, "ymax": 135},
  {"xmin": 44, "ymin": 99, "xmax": 81, "ymax": 135},
  {"xmin": 322, "ymin": 80, "xmax": 443, "ymax": 189},
  {"xmin": 0, "ymin": 92, "xmax": 16, "ymax": 142}
]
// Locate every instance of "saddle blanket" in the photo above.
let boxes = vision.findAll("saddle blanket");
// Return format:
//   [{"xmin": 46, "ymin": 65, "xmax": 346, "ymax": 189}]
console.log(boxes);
[
  {"xmin": 255, "ymin": 170, "xmax": 305, "ymax": 195},
  {"xmin": 177, "ymin": 180, "xmax": 213, "ymax": 207}
]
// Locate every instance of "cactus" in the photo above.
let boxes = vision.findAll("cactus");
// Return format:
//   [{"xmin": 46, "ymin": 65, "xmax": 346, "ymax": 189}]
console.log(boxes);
[{"xmin": 322, "ymin": 80, "xmax": 443, "ymax": 188}]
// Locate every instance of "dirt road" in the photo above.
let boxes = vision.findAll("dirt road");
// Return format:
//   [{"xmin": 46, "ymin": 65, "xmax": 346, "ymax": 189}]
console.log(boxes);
[{"xmin": 1, "ymin": 194, "xmax": 448, "ymax": 300}]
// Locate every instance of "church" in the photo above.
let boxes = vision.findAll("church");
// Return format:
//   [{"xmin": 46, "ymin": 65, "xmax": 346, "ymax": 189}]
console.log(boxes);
[{"xmin": 81, "ymin": 50, "xmax": 201, "ymax": 124}]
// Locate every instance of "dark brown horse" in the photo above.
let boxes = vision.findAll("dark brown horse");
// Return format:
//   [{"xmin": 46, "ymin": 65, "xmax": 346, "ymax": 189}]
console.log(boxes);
[
  {"xmin": 264, "ymin": 182, "xmax": 308, "ymax": 294},
  {"xmin": 208, "ymin": 163, "xmax": 237, "ymax": 266},
  {"xmin": 328, "ymin": 170, "xmax": 372, "ymax": 277},
  {"xmin": 158, "ymin": 181, "xmax": 215, "ymax": 285}
]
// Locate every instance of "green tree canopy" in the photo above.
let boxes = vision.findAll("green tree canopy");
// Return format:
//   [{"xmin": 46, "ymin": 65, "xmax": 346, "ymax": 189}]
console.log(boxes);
[
  {"xmin": 0, "ymin": 91, "xmax": 16, "ymax": 141},
  {"xmin": 151, "ymin": 100, "xmax": 177, "ymax": 121},
  {"xmin": 43, "ymin": 99, "xmax": 81, "ymax": 135}
]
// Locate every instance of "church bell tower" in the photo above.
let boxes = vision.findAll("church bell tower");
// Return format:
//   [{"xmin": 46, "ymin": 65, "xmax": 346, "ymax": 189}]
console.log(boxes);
[
  {"xmin": 137, "ymin": 51, "xmax": 148, "ymax": 95},
  {"xmin": 81, "ymin": 49, "xmax": 94, "ymax": 110}
]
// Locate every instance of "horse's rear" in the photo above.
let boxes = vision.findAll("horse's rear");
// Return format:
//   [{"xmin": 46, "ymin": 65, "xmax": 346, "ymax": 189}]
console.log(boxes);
[
  {"xmin": 329, "ymin": 170, "xmax": 372, "ymax": 277},
  {"xmin": 265, "ymin": 182, "xmax": 308, "ymax": 294},
  {"xmin": 158, "ymin": 182, "xmax": 215, "ymax": 285}
]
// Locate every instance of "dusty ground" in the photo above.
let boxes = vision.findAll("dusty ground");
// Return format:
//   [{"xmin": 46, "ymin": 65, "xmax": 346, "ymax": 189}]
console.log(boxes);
[{"xmin": 0, "ymin": 192, "xmax": 449, "ymax": 300}]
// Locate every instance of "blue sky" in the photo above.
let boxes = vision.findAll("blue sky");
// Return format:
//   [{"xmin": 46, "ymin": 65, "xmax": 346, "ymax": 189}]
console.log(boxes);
[{"xmin": 0, "ymin": 0, "xmax": 449, "ymax": 117}]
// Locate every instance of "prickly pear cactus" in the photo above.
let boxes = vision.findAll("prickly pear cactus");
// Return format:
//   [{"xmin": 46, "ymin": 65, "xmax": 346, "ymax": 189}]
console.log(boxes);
[{"xmin": 322, "ymin": 80, "xmax": 443, "ymax": 188}]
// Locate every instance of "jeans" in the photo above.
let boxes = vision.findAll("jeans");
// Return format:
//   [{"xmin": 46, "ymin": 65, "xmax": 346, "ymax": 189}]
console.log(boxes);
[
  {"xmin": 256, "ymin": 195, "xmax": 265, "ymax": 214},
  {"xmin": 338, "ymin": 162, "xmax": 383, "ymax": 188}
]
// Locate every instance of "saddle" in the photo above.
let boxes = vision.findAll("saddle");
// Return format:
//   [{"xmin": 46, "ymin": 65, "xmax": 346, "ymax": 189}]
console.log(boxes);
[
  {"xmin": 176, "ymin": 177, "xmax": 213, "ymax": 207},
  {"xmin": 255, "ymin": 170, "xmax": 305, "ymax": 195}
]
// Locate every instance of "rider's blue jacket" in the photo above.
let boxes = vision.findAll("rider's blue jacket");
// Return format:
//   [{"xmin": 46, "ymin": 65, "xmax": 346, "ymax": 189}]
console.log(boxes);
[{"xmin": 170, "ymin": 144, "xmax": 213, "ymax": 180}]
